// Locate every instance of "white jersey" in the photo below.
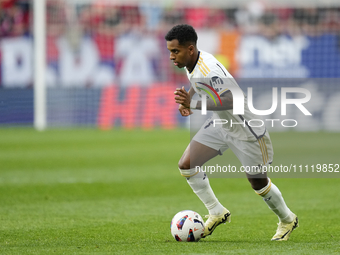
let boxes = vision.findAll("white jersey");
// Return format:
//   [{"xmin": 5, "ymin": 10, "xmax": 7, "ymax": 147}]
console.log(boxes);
[{"xmin": 186, "ymin": 50, "xmax": 266, "ymax": 142}]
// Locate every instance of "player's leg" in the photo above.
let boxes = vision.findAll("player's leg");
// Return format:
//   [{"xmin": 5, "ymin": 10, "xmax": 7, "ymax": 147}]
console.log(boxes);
[
  {"xmin": 244, "ymin": 134, "xmax": 298, "ymax": 241},
  {"xmin": 249, "ymin": 173, "xmax": 298, "ymax": 241},
  {"xmin": 246, "ymin": 172, "xmax": 268, "ymax": 190},
  {"xmin": 247, "ymin": 172, "xmax": 296, "ymax": 224},
  {"xmin": 178, "ymin": 139, "xmax": 219, "ymax": 170},
  {"xmin": 178, "ymin": 140, "xmax": 225, "ymax": 216},
  {"xmin": 224, "ymin": 132, "xmax": 298, "ymax": 240},
  {"xmin": 178, "ymin": 140, "xmax": 231, "ymax": 237}
]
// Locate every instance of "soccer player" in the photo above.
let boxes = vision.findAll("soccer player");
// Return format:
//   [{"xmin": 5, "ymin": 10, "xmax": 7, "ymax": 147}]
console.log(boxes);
[{"xmin": 165, "ymin": 24, "xmax": 298, "ymax": 241}]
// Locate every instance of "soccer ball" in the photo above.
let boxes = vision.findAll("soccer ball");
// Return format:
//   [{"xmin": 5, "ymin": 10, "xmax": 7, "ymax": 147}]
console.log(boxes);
[{"xmin": 170, "ymin": 210, "xmax": 205, "ymax": 242}]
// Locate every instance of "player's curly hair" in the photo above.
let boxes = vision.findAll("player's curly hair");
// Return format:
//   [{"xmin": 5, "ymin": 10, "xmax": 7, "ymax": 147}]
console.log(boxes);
[{"xmin": 165, "ymin": 24, "xmax": 197, "ymax": 46}]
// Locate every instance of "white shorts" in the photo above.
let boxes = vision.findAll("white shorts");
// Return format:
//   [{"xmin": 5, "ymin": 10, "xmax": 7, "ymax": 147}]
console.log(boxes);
[{"xmin": 192, "ymin": 118, "xmax": 274, "ymax": 175}]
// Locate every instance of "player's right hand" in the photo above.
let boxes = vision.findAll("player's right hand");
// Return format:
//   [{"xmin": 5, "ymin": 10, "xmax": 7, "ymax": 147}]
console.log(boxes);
[
  {"xmin": 179, "ymin": 104, "xmax": 192, "ymax": 117},
  {"xmin": 174, "ymin": 86, "xmax": 191, "ymax": 109}
]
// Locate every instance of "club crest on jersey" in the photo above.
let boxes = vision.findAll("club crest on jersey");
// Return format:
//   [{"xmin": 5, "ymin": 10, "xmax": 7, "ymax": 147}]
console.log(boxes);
[{"xmin": 195, "ymin": 82, "xmax": 223, "ymax": 106}]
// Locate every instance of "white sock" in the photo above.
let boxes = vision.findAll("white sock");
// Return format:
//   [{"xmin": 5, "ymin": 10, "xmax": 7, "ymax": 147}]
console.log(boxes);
[
  {"xmin": 179, "ymin": 168, "xmax": 224, "ymax": 216},
  {"xmin": 255, "ymin": 178, "xmax": 295, "ymax": 223}
]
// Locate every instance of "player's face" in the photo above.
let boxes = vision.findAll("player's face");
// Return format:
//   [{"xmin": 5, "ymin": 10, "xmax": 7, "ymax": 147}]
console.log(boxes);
[{"xmin": 166, "ymin": 39, "xmax": 192, "ymax": 69}]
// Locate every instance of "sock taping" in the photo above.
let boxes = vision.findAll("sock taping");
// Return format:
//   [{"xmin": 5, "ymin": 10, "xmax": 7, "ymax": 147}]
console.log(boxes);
[
  {"xmin": 255, "ymin": 178, "xmax": 272, "ymax": 196},
  {"xmin": 178, "ymin": 168, "xmax": 200, "ymax": 178}
]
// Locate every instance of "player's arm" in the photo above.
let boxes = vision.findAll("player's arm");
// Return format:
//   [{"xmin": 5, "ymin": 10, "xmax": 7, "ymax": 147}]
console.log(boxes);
[
  {"xmin": 174, "ymin": 86, "xmax": 195, "ymax": 106},
  {"xmin": 188, "ymin": 86, "xmax": 196, "ymax": 99},
  {"xmin": 174, "ymin": 86, "xmax": 196, "ymax": 116},
  {"xmin": 193, "ymin": 90, "xmax": 233, "ymax": 111},
  {"xmin": 175, "ymin": 87, "xmax": 233, "ymax": 111}
]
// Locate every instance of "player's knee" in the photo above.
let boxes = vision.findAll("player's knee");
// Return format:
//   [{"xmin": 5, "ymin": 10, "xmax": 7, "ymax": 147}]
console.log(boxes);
[{"xmin": 178, "ymin": 157, "xmax": 190, "ymax": 170}]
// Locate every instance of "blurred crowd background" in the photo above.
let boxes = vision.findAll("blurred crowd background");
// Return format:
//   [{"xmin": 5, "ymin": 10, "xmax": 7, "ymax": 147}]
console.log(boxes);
[
  {"xmin": 1, "ymin": 0, "xmax": 340, "ymax": 88},
  {"xmin": 1, "ymin": 0, "xmax": 340, "ymax": 129}
]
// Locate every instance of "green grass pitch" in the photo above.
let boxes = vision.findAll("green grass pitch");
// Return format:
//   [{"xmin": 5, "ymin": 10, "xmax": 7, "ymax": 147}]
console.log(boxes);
[{"xmin": 0, "ymin": 128, "xmax": 340, "ymax": 254}]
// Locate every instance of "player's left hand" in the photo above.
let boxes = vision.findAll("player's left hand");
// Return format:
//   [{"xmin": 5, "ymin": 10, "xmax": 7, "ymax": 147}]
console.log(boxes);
[
  {"xmin": 174, "ymin": 86, "xmax": 190, "ymax": 108},
  {"xmin": 179, "ymin": 104, "xmax": 192, "ymax": 116}
]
